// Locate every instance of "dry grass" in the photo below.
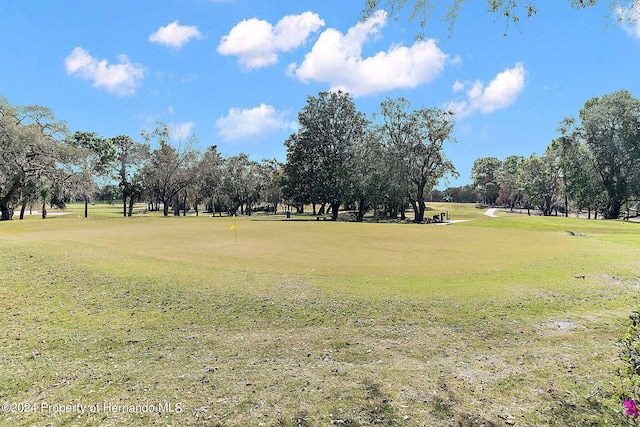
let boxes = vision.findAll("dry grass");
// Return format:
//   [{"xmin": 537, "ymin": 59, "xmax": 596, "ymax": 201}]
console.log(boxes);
[{"xmin": 0, "ymin": 204, "xmax": 639, "ymax": 426}]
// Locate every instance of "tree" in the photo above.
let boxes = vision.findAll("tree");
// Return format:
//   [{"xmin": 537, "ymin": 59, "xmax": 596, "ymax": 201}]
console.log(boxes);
[
  {"xmin": 519, "ymin": 152, "xmax": 562, "ymax": 216},
  {"xmin": 141, "ymin": 124, "xmax": 199, "ymax": 217},
  {"xmin": 68, "ymin": 131, "xmax": 116, "ymax": 217},
  {"xmin": 471, "ymin": 156, "xmax": 502, "ymax": 205},
  {"xmin": 496, "ymin": 155, "xmax": 525, "ymax": 210},
  {"xmin": 198, "ymin": 145, "xmax": 224, "ymax": 216},
  {"xmin": 375, "ymin": 97, "xmax": 457, "ymax": 223},
  {"xmin": 578, "ymin": 89, "xmax": 640, "ymax": 219},
  {"xmin": 259, "ymin": 158, "xmax": 285, "ymax": 214},
  {"xmin": 0, "ymin": 97, "xmax": 69, "ymax": 220},
  {"xmin": 362, "ymin": 0, "xmax": 637, "ymax": 37},
  {"xmin": 110, "ymin": 135, "xmax": 149, "ymax": 217},
  {"xmin": 284, "ymin": 91, "xmax": 368, "ymax": 220},
  {"xmin": 346, "ymin": 130, "xmax": 390, "ymax": 221},
  {"xmin": 220, "ymin": 153, "xmax": 261, "ymax": 215}
]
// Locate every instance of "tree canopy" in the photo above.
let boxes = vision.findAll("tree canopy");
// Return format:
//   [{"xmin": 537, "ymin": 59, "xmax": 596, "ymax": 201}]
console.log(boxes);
[
  {"xmin": 0, "ymin": 97, "xmax": 69, "ymax": 220},
  {"xmin": 362, "ymin": 0, "xmax": 638, "ymax": 36}
]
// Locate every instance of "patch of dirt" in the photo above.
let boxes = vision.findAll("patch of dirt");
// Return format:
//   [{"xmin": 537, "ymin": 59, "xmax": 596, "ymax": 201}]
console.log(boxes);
[{"xmin": 538, "ymin": 320, "xmax": 585, "ymax": 335}]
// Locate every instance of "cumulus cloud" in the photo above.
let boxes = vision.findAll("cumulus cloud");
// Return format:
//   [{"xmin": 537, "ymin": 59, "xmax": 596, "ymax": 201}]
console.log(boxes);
[
  {"xmin": 215, "ymin": 104, "xmax": 297, "ymax": 141},
  {"xmin": 289, "ymin": 10, "xmax": 449, "ymax": 97},
  {"xmin": 64, "ymin": 47, "xmax": 145, "ymax": 96},
  {"xmin": 446, "ymin": 63, "xmax": 526, "ymax": 118},
  {"xmin": 616, "ymin": 4, "xmax": 640, "ymax": 39},
  {"xmin": 149, "ymin": 21, "xmax": 203, "ymax": 49},
  {"xmin": 218, "ymin": 12, "xmax": 325, "ymax": 69}
]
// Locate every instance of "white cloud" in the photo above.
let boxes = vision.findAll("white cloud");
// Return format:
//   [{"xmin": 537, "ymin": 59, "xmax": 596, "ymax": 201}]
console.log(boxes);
[
  {"xmin": 169, "ymin": 122, "xmax": 196, "ymax": 140},
  {"xmin": 64, "ymin": 47, "xmax": 145, "ymax": 96},
  {"xmin": 446, "ymin": 63, "xmax": 526, "ymax": 118},
  {"xmin": 218, "ymin": 12, "xmax": 325, "ymax": 69},
  {"xmin": 216, "ymin": 104, "xmax": 297, "ymax": 141},
  {"xmin": 149, "ymin": 21, "xmax": 203, "ymax": 49},
  {"xmin": 452, "ymin": 80, "xmax": 465, "ymax": 93},
  {"xmin": 616, "ymin": 4, "xmax": 640, "ymax": 39},
  {"xmin": 289, "ymin": 10, "xmax": 448, "ymax": 97}
]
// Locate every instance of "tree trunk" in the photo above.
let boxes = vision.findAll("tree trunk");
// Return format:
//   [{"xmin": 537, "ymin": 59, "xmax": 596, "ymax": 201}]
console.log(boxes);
[
  {"xmin": 19, "ymin": 203, "xmax": 26, "ymax": 220},
  {"xmin": 312, "ymin": 203, "xmax": 317, "ymax": 216},
  {"xmin": 0, "ymin": 205, "xmax": 13, "ymax": 221},
  {"xmin": 84, "ymin": 198, "xmax": 89, "ymax": 218},
  {"xmin": 416, "ymin": 194, "xmax": 425, "ymax": 223},
  {"xmin": 356, "ymin": 198, "xmax": 366, "ymax": 222},
  {"xmin": 331, "ymin": 201, "xmax": 340, "ymax": 221},
  {"xmin": 128, "ymin": 196, "xmax": 135, "ymax": 217},
  {"xmin": 163, "ymin": 200, "xmax": 169, "ymax": 217},
  {"xmin": 173, "ymin": 196, "xmax": 180, "ymax": 216},
  {"xmin": 182, "ymin": 193, "xmax": 188, "ymax": 216},
  {"xmin": 123, "ymin": 197, "xmax": 127, "ymax": 218},
  {"xmin": 41, "ymin": 202, "xmax": 47, "ymax": 219},
  {"xmin": 604, "ymin": 199, "xmax": 622, "ymax": 219}
]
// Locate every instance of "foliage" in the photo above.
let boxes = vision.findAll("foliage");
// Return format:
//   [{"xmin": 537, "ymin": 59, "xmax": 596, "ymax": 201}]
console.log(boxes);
[
  {"xmin": 362, "ymin": 0, "xmax": 637, "ymax": 37},
  {"xmin": 617, "ymin": 310, "xmax": 640, "ymax": 422},
  {"xmin": 220, "ymin": 153, "xmax": 262, "ymax": 215},
  {"xmin": 110, "ymin": 134, "xmax": 149, "ymax": 217},
  {"xmin": 197, "ymin": 145, "xmax": 224, "ymax": 214},
  {"xmin": 471, "ymin": 156, "xmax": 502, "ymax": 205},
  {"xmin": 0, "ymin": 97, "xmax": 69, "ymax": 220},
  {"xmin": 284, "ymin": 91, "xmax": 368, "ymax": 220},
  {"xmin": 375, "ymin": 97, "xmax": 458, "ymax": 222},
  {"xmin": 141, "ymin": 124, "xmax": 199, "ymax": 216},
  {"xmin": 578, "ymin": 89, "xmax": 640, "ymax": 219},
  {"xmin": 496, "ymin": 155, "xmax": 525, "ymax": 209}
]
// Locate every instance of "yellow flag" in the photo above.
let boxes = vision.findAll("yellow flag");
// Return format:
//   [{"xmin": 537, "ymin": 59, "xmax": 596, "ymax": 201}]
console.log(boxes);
[
  {"xmin": 230, "ymin": 214, "xmax": 236, "ymax": 230},
  {"xmin": 230, "ymin": 223, "xmax": 236, "ymax": 231}
]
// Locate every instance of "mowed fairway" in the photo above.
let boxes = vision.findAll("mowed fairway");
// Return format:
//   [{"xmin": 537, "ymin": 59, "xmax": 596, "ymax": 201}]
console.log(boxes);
[{"xmin": 1, "ymin": 205, "xmax": 639, "ymax": 426}]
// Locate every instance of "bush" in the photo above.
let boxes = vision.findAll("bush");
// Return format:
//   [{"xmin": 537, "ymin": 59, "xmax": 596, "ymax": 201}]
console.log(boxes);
[{"xmin": 617, "ymin": 310, "xmax": 640, "ymax": 421}]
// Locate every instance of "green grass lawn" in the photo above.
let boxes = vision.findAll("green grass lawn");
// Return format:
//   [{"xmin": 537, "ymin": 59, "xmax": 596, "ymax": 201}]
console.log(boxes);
[{"xmin": 1, "ymin": 204, "xmax": 639, "ymax": 426}]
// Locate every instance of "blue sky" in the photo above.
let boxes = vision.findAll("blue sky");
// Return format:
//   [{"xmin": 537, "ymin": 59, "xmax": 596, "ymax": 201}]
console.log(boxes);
[{"xmin": 1, "ymin": 1, "xmax": 639, "ymax": 187}]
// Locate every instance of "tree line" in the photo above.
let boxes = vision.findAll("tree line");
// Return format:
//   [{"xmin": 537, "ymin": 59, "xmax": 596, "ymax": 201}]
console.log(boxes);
[
  {"xmin": 469, "ymin": 90, "xmax": 640, "ymax": 220},
  {"xmin": 1, "ymin": 89, "xmax": 638, "ymax": 222}
]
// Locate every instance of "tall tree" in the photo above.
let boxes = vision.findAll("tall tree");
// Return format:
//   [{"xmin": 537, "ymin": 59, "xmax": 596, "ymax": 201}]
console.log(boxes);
[
  {"xmin": 376, "ymin": 97, "xmax": 457, "ymax": 223},
  {"xmin": 284, "ymin": 91, "xmax": 368, "ymax": 220},
  {"xmin": 110, "ymin": 135, "xmax": 149, "ymax": 217},
  {"xmin": 0, "ymin": 97, "xmax": 69, "ymax": 220},
  {"xmin": 519, "ymin": 152, "xmax": 562, "ymax": 216},
  {"xmin": 220, "ymin": 153, "xmax": 261, "ymax": 215},
  {"xmin": 496, "ymin": 155, "xmax": 525, "ymax": 210},
  {"xmin": 68, "ymin": 131, "xmax": 116, "ymax": 217},
  {"xmin": 198, "ymin": 145, "xmax": 224, "ymax": 216},
  {"xmin": 471, "ymin": 156, "xmax": 502, "ymax": 205},
  {"xmin": 578, "ymin": 89, "xmax": 640, "ymax": 219},
  {"xmin": 141, "ymin": 124, "xmax": 199, "ymax": 217},
  {"xmin": 259, "ymin": 158, "xmax": 285, "ymax": 214}
]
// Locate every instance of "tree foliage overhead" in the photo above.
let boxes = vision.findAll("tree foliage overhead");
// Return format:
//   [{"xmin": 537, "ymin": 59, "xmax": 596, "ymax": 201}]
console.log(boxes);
[{"xmin": 362, "ymin": 0, "xmax": 637, "ymax": 36}]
